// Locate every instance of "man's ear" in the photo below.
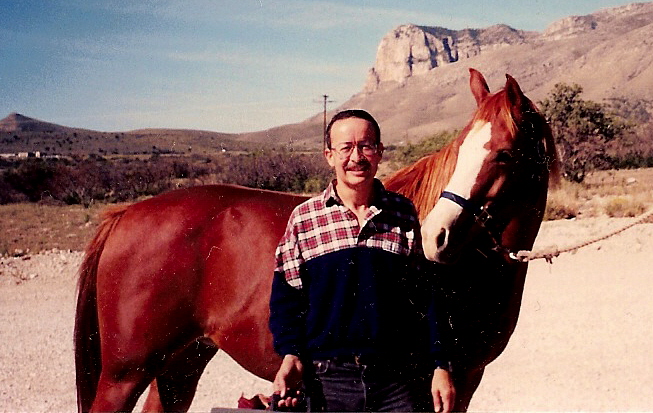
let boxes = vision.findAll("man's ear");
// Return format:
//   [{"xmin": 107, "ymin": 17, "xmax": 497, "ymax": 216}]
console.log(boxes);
[
  {"xmin": 377, "ymin": 142, "xmax": 384, "ymax": 157},
  {"xmin": 325, "ymin": 147, "xmax": 336, "ymax": 168}
]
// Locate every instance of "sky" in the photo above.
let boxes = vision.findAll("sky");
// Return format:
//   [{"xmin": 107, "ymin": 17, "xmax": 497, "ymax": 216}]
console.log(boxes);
[{"xmin": 0, "ymin": 0, "xmax": 643, "ymax": 133}]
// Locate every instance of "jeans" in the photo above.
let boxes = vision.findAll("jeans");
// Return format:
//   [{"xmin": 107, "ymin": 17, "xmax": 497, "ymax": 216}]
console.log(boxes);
[{"xmin": 307, "ymin": 358, "xmax": 433, "ymax": 412}]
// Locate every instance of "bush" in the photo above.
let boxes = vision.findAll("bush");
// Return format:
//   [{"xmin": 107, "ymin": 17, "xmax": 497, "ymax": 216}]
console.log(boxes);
[
  {"xmin": 539, "ymin": 83, "xmax": 632, "ymax": 183},
  {"xmin": 544, "ymin": 192, "xmax": 580, "ymax": 220},
  {"xmin": 603, "ymin": 197, "xmax": 646, "ymax": 218},
  {"xmin": 0, "ymin": 151, "xmax": 333, "ymax": 205},
  {"xmin": 3, "ymin": 158, "xmax": 57, "ymax": 202},
  {"xmin": 224, "ymin": 151, "xmax": 332, "ymax": 193},
  {"xmin": 391, "ymin": 130, "xmax": 457, "ymax": 167}
]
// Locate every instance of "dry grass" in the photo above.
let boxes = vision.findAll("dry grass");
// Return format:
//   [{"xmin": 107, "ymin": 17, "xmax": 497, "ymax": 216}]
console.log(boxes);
[
  {"xmin": 545, "ymin": 168, "xmax": 653, "ymax": 220},
  {"xmin": 2, "ymin": 168, "xmax": 652, "ymax": 255},
  {"xmin": 0, "ymin": 203, "xmax": 106, "ymax": 256}
]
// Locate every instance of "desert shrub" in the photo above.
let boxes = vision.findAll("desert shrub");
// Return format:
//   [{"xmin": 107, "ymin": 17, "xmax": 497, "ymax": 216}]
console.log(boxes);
[
  {"xmin": 49, "ymin": 159, "xmax": 109, "ymax": 206},
  {"xmin": 543, "ymin": 179, "xmax": 585, "ymax": 220},
  {"xmin": 3, "ymin": 158, "xmax": 57, "ymax": 202},
  {"xmin": 0, "ymin": 176, "xmax": 27, "ymax": 204},
  {"xmin": 392, "ymin": 130, "xmax": 457, "ymax": 167},
  {"xmin": 544, "ymin": 192, "xmax": 580, "ymax": 220},
  {"xmin": 607, "ymin": 149, "xmax": 653, "ymax": 170},
  {"xmin": 0, "ymin": 152, "xmax": 332, "ymax": 204},
  {"xmin": 0, "ymin": 156, "xmax": 210, "ymax": 205},
  {"xmin": 539, "ymin": 83, "xmax": 632, "ymax": 183},
  {"xmin": 603, "ymin": 197, "xmax": 646, "ymax": 218},
  {"xmin": 224, "ymin": 151, "xmax": 332, "ymax": 193}
]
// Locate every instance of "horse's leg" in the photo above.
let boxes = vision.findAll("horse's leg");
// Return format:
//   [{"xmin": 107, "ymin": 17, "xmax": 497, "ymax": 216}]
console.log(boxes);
[
  {"xmin": 453, "ymin": 366, "xmax": 485, "ymax": 412},
  {"xmin": 153, "ymin": 338, "xmax": 219, "ymax": 412},
  {"xmin": 91, "ymin": 367, "xmax": 155, "ymax": 412},
  {"xmin": 141, "ymin": 380, "xmax": 162, "ymax": 412}
]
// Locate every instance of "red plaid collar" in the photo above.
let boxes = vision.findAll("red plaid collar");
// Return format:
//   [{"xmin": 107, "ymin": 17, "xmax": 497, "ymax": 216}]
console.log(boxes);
[{"xmin": 321, "ymin": 178, "xmax": 389, "ymax": 209}]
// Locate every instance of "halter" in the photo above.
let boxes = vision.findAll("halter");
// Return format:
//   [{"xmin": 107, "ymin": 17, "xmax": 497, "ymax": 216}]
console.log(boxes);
[{"xmin": 439, "ymin": 190, "xmax": 520, "ymax": 262}]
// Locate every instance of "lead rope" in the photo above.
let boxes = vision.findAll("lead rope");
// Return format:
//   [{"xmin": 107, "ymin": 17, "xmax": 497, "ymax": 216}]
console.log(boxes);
[{"xmin": 512, "ymin": 205, "xmax": 653, "ymax": 263}]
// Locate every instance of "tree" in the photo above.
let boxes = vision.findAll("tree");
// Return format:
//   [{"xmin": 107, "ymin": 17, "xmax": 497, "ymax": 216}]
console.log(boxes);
[
  {"xmin": 393, "ymin": 130, "xmax": 457, "ymax": 166},
  {"xmin": 539, "ymin": 83, "xmax": 630, "ymax": 182}
]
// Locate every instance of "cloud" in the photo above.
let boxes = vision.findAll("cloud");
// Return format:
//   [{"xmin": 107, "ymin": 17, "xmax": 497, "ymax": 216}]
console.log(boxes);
[
  {"xmin": 85, "ymin": 0, "xmax": 482, "ymax": 32},
  {"xmin": 167, "ymin": 48, "xmax": 368, "ymax": 77},
  {"xmin": 232, "ymin": 0, "xmax": 483, "ymax": 31}
]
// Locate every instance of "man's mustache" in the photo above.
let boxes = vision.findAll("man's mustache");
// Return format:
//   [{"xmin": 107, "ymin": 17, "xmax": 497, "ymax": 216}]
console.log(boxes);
[{"xmin": 344, "ymin": 159, "xmax": 371, "ymax": 171}]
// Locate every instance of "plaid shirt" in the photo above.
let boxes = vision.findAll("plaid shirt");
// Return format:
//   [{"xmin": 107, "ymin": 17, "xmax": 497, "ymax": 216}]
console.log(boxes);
[{"xmin": 275, "ymin": 179, "xmax": 421, "ymax": 289}]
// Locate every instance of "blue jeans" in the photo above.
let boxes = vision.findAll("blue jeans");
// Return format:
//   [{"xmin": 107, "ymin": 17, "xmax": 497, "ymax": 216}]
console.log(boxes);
[{"xmin": 307, "ymin": 358, "xmax": 433, "ymax": 412}]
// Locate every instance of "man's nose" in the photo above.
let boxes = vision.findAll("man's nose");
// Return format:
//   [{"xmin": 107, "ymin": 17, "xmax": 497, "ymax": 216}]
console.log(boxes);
[{"xmin": 349, "ymin": 145, "xmax": 363, "ymax": 161}]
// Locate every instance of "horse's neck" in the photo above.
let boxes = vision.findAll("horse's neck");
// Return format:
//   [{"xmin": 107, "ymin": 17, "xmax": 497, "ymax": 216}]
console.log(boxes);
[
  {"xmin": 496, "ymin": 175, "xmax": 550, "ymax": 254},
  {"xmin": 383, "ymin": 144, "xmax": 457, "ymax": 221}
]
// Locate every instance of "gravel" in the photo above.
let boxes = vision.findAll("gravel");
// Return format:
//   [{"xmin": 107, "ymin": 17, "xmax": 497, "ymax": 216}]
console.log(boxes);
[{"xmin": 2, "ymin": 219, "xmax": 653, "ymax": 412}]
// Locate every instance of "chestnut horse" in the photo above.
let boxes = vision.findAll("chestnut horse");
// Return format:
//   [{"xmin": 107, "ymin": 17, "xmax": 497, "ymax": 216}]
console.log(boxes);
[{"xmin": 75, "ymin": 69, "xmax": 558, "ymax": 412}]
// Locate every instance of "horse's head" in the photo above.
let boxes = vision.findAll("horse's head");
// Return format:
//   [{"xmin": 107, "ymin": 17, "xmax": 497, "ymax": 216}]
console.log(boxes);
[{"xmin": 421, "ymin": 68, "xmax": 559, "ymax": 264}]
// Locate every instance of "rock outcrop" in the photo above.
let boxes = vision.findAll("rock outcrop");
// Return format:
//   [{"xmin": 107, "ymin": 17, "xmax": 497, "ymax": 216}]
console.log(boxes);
[
  {"xmin": 364, "ymin": 2, "xmax": 653, "ymax": 93},
  {"xmin": 364, "ymin": 24, "xmax": 533, "ymax": 92},
  {"xmin": 542, "ymin": 15, "xmax": 598, "ymax": 40}
]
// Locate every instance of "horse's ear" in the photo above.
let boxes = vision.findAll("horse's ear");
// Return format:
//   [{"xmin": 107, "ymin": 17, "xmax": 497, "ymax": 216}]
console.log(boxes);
[
  {"xmin": 505, "ymin": 74, "xmax": 527, "ymax": 122},
  {"xmin": 469, "ymin": 68, "xmax": 490, "ymax": 106}
]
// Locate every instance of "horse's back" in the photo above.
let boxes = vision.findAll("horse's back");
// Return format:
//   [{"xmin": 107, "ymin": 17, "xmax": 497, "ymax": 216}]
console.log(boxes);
[
  {"xmin": 94, "ymin": 184, "xmax": 306, "ymax": 375},
  {"xmin": 99, "ymin": 184, "xmax": 305, "ymax": 271}
]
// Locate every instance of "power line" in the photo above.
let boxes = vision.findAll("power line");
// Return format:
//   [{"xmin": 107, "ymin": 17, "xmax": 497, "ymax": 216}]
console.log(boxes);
[{"xmin": 316, "ymin": 94, "xmax": 335, "ymax": 144}]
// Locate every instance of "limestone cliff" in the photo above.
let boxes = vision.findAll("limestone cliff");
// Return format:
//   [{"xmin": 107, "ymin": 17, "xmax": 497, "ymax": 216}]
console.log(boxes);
[
  {"xmin": 364, "ymin": 23, "xmax": 533, "ymax": 92},
  {"xmin": 364, "ymin": 2, "xmax": 653, "ymax": 93}
]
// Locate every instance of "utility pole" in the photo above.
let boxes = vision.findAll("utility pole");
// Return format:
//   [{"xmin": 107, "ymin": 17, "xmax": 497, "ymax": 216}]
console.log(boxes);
[{"xmin": 319, "ymin": 94, "xmax": 335, "ymax": 142}]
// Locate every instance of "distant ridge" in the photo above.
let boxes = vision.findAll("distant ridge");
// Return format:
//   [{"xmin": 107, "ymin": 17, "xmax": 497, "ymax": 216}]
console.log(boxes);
[
  {"xmin": 0, "ymin": 112, "xmax": 257, "ymax": 156},
  {"xmin": 0, "ymin": 113, "xmax": 79, "ymax": 133}
]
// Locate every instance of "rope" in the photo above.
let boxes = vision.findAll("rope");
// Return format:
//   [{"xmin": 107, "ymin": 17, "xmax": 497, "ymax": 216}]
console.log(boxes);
[{"xmin": 515, "ymin": 204, "xmax": 653, "ymax": 263}]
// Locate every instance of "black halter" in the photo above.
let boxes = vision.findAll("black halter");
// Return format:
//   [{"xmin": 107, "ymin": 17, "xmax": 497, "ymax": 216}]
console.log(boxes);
[
  {"xmin": 439, "ymin": 190, "xmax": 519, "ymax": 262},
  {"xmin": 440, "ymin": 191, "xmax": 492, "ymax": 226}
]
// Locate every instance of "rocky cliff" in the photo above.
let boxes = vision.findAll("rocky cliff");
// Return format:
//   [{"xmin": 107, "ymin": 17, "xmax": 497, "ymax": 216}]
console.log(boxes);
[
  {"xmin": 364, "ymin": 24, "xmax": 533, "ymax": 92},
  {"xmin": 364, "ymin": 2, "xmax": 653, "ymax": 93}
]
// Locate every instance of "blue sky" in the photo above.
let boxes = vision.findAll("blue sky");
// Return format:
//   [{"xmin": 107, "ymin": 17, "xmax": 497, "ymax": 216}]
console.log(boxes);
[{"xmin": 0, "ymin": 0, "xmax": 641, "ymax": 133}]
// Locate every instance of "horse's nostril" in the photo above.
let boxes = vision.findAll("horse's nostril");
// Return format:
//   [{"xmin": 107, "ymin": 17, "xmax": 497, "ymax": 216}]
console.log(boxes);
[{"xmin": 436, "ymin": 228, "xmax": 447, "ymax": 249}]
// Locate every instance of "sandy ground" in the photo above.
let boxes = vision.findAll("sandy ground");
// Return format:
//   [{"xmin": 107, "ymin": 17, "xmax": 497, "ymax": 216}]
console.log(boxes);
[{"xmin": 1, "ymin": 217, "xmax": 652, "ymax": 412}]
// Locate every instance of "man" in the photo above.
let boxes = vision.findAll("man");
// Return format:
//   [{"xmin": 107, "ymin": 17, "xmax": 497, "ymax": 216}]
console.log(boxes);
[{"xmin": 270, "ymin": 109, "xmax": 455, "ymax": 412}]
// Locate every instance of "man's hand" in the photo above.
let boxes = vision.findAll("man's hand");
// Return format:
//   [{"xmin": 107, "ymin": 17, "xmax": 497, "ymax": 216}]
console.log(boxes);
[
  {"xmin": 273, "ymin": 354, "xmax": 304, "ymax": 409},
  {"xmin": 431, "ymin": 368, "xmax": 455, "ymax": 413}
]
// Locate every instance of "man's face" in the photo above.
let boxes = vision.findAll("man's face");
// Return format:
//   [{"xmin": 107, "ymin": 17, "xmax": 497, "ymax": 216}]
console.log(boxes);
[{"xmin": 324, "ymin": 117, "xmax": 383, "ymax": 190}]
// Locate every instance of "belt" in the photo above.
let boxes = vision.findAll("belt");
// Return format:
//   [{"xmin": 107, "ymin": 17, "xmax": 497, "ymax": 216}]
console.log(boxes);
[
  {"xmin": 330, "ymin": 354, "xmax": 373, "ymax": 365},
  {"xmin": 321, "ymin": 354, "xmax": 418, "ymax": 367}
]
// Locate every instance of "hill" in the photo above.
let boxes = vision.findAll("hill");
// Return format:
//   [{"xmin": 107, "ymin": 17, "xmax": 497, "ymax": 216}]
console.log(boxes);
[
  {"xmin": 0, "ymin": 113, "xmax": 260, "ymax": 156},
  {"xmin": 0, "ymin": 112, "xmax": 86, "ymax": 134}
]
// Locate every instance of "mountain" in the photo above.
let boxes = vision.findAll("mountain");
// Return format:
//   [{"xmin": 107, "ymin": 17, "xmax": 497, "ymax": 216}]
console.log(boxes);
[{"xmin": 241, "ymin": 2, "xmax": 653, "ymax": 147}]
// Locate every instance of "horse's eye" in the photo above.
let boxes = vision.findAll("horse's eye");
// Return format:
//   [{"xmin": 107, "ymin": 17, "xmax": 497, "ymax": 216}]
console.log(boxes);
[{"xmin": 495, "ymin": 150, "xmax": 513, "ymax": 164}]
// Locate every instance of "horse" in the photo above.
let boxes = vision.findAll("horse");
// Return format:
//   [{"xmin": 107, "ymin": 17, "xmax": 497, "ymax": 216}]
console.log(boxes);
[
  {"xmin": 74, "ymin": 68, "xmax": 559, "ymax": 412},
  {"xmin": 385, "ymin": 68, "xmax": 559, "ymax": 410}
]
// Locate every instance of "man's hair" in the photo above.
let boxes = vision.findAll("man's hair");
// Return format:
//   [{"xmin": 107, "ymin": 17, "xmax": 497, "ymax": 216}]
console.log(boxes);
[{"xmin": 324, "ymin": 109, "xmax": 381, "ymax": 149}]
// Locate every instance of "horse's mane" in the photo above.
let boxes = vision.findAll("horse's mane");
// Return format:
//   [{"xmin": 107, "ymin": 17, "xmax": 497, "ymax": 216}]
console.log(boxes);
[
  {"xmin": 384, "ymin": 88, "xmax": 561, "ymax": 221},
  {"xmin": 536, "ymin": 103, "xmax": 562, "ymax": 189},
  {"xmin": 383, "ymin": 141, "xmax": 458, "ymax": 221}
]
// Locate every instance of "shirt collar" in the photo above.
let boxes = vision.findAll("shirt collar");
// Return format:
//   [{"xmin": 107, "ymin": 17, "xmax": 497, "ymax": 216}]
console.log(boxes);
[{"xmin": 323, "ymin": 178, "xmax": 389, "ymax": 208}]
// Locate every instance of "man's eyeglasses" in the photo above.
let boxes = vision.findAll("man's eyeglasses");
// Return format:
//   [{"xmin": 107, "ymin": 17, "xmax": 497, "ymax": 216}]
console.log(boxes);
[{"xmin": 331, "ymin": 143, "xmax": 379, "ymax": 158}]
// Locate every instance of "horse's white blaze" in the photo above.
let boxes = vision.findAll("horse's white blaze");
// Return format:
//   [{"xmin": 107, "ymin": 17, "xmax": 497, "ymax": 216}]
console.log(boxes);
[
  {"xmin": 445, "ymin": 121, "xmax": 493, "ymax": 199},
  {"xmin": 422, "ymin": 121, "xmax": 493, "ymax": 262}
]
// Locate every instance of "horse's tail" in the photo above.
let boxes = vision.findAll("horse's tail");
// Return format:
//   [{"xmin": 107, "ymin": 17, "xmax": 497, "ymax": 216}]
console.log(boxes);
[{"xmin": 74, "ymin": 205, "xmax": 127, "ymax": 413}]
